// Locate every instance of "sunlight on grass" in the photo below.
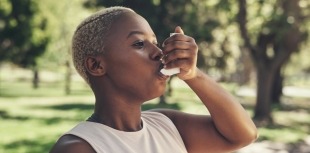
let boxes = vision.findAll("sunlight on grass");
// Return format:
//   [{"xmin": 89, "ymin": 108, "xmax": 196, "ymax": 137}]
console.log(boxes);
[
  {"xmin": 275, "ymin": 111, "xmax": 310, "ymax": 126},
  {"xmin": 0, "ymin": 78, "xmax": 94, "ymax": 152},
  {"xmin": 0, "ymin": 98, "xmax": 93, "ymax": 153},
  {"xmin": 258, "ymin": 128, "xmax": 306, "ymax": 143},
  {"xmin": 0, "ymin": 80, "xmax": 92, "ymax": 97},
  {"xmin": 0, "ymin": 76, "xmax": 309, "ymax": 152}
]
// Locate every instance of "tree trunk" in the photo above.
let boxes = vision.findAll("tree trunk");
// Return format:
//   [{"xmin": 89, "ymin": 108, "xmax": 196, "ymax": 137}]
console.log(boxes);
[
  {"xmin": 0, "ymin": 66, "xmax": 1, "ymax": 95},
  {"xmin": 271, "ymin": 67, "xmax": 283, "ymax": 104},
  {"xmin": 233, "ymin": 49, "xmax": 253, "ymax": 85},
  {"xmin": 254, "ymin": 64, "xmax": 274, "ymax": 124},
  {"xmin": 32, "ymin": 67, "xmax": 39, "ymax": 89},
  {"xmin": 65, "ymin": 60, "xmax": 71, "ymax": 95},
  {"xmin": 237, "ymin": 0, "xmax": 304, "ymax": 126}
]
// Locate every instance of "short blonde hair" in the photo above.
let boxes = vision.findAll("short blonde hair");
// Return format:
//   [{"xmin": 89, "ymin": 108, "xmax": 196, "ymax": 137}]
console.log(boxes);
[{"xmin": 72, "ymin": 6, "xmax": 135, "ymax": 84}]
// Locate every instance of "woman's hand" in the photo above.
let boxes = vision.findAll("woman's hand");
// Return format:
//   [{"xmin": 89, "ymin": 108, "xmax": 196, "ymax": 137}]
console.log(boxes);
[{"xmin": 162, "ymin": 26, "xmax": 198, "ymax": 80}]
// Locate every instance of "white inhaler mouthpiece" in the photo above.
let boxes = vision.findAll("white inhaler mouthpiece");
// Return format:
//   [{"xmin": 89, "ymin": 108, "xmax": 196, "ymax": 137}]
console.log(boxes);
[{"xmin": 160, "ymin": 33, "xmax": 181, "ymax": 76}]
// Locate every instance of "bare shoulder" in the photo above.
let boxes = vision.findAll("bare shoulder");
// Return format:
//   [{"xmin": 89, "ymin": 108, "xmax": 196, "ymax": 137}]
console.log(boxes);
[{"xmin": 50, "ymin": 135, "xmax": 96, "ymax": 153}]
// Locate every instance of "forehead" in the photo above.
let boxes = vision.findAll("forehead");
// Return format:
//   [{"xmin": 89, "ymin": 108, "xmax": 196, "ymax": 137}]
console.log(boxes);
[{"xmin": 108, "ymin": 12, "xmax": 155, "ymax": 39}]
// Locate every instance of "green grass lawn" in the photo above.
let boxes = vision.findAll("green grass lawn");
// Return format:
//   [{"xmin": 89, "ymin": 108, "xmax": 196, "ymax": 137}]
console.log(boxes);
[{"xmin": 0, "ymin": 77, "xmax": 309, "ymax": 153}]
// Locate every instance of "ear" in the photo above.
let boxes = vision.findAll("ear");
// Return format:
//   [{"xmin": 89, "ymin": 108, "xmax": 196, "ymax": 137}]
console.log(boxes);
[{"xmin": 85, "ymin": 56, "xmax": 106, "ymax": 76}]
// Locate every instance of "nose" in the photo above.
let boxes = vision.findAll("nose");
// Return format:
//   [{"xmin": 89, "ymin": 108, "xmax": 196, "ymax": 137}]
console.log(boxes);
[{"xmin": 150, "ymin": 45, "xmax": 163, "ymax": 61}]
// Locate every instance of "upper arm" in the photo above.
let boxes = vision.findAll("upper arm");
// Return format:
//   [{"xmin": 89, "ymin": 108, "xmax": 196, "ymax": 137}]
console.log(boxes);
[
  {"xmin": 152, "ymin": 109, "xmax": 242, "ymax": 153},
  {"xmin": 50, "ymin": 135, "xmax": 96, "ymax": 153}
]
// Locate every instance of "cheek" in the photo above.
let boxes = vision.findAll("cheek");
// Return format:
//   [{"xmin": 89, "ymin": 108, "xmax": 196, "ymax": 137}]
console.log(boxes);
[
  {"xmin": 109, "ymin": 58, "xmax": 145, "ymax": 78},
  {"xmin": 105, "ymin": 48, "xmax": 166, "ymax": 98},
  {"xmin": 110, "ymin": 52, "xmax": 150, "ymax": 77},
  {"xmin": 105, "ymin": 52, "xmax": 150, "ymax": 83}
]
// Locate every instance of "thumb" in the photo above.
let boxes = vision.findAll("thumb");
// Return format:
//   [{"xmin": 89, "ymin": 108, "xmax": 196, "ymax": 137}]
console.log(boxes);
[{"xmin": 174, "ymin": 26, "xmax": 184, "ymax": 34}]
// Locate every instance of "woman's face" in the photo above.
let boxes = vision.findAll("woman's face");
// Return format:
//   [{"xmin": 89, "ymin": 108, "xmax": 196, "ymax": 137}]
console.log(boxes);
[{"xmin": 102, "ymin": 12, "xmax": 168, "ymax": 101}]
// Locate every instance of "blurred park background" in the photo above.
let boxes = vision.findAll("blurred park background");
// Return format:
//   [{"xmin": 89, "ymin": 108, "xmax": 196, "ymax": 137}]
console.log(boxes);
[{"xmin": 1, "ymin": 0, "xmax": 310, "ymax": 152}]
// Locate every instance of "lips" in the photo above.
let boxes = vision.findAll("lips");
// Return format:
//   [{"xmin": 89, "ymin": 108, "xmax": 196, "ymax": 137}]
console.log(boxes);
[{"xmin": 157, "ymin": 63, "xmax": 169, "ymax": 80}]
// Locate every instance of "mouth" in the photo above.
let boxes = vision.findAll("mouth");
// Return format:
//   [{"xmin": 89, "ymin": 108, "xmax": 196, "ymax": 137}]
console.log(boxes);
[{"xmin": 157, "ymin": 63, "xmax": 169, "ymax": 80}]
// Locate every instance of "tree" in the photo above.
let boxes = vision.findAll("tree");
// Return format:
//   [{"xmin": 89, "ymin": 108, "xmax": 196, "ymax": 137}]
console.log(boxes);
[
  {"xmin": 0, "ymin": 0, "xmax": 49, "ymax": 88},
  {"xmin": 237, "ymin": 0, "xmax": 308, "ymax": 124},
  {"xmin": 37, "ymin": 0, "xmax": 91, "ymax": 94}
]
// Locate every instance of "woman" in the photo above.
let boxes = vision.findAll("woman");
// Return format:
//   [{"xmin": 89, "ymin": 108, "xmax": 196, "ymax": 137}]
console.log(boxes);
[{"xmin": 50, "ymin": 6, "xmax": 257, "ymax": 153}]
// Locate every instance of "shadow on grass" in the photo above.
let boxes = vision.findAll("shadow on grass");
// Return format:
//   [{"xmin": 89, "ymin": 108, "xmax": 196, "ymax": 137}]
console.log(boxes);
[
  {"xmin": 273, "ymin": 103, "xmax": 310, "ymax": 113},
  {"xmin": 0, "ymin": 90, "xmax": 90, "ymax": 98},
  {"xmin": 1, "ymin": 103, "xmax": 181, "ymax": 126},
  {"xmin": 46, "ymin": 103, "xmax": 94, "ymax": 111},
  {"xmin": 0, "ymin": 103, "xmax": 94, "ymax": 125},
  {"xmin": 0, "ymin": 83, "xmax": 91, "ymax": 98},
  {"xmin": 3, "ymin": 137, "xmax": 56, "ymax": 153},
  {"xmin": 0, "ymin": 112, "xmax": 84, "ymax": 125},
  {"xmin": 37, "ymin": 100, "xmax": 182, "ymax": 112},
  {"xmin": 0, "ymin": 110, "xmax": 30, "ymax": 121}
]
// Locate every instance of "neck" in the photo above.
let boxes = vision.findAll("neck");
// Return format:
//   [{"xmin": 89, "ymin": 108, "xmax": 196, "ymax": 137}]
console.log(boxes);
[
  {"xmin": 93, "ymin": 97, "xmax": 143, "ymax": 132},
  {"xmin": 89, "ymin": 77, "xmax": 145, "ymax": 132}
]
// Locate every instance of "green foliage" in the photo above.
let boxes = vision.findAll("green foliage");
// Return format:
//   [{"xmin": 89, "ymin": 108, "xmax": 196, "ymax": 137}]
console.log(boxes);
[
  {"xmin": 0, "ymin": 0, "xmax": 49, "ymax": 68},
  {"xmin": 285, "ymin": 0, "xmax": 310, "ymax": 78},
  {"xmin": 242, "ymin": 0, "xmax": 309, "ymax": 55},
  {"xmin": 82, "ymin": 0, "xmax": 242, "ymax": 78},
  {"xmin": 36, "ymin": 0, "xmax": 92, "ymax": 70}
]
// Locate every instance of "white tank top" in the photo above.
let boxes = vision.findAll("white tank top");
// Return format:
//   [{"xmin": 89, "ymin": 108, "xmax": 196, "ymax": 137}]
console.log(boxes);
[{"xmin": 65, "ymin": 111, "xmax": 188, "ymax": 153}]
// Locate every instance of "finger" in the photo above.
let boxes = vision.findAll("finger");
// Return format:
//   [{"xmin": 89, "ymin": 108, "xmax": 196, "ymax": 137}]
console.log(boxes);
[
  {"xmin": 163, "ymin": 34, "xmax": 193, "ymax": 46},
  {"xmin": 162, "ymin": 27, "xmax": 191, "ymax": 48},
  {"xmin": 174, "ymin": 26, "xmax": 184, "ymax": 34},
  {"xmin": 165, "ymin": 58, "xmax": 193, "ymax": 70},
  {"xmin": 163, "ymin": 37, "xmax": 196, "ymax": 55},
  {"xmin": 162, "ymin": 41, "xmax": 192, "ymax": 54},
  {"xmin": 163, "ymin": 49, "xmax": 192, "ymax": 64}
]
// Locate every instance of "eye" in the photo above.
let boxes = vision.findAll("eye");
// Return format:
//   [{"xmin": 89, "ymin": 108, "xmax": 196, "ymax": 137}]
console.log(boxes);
[{"xmin": 132, "ymin": 40, "xmax": 144, "ymax": 48}]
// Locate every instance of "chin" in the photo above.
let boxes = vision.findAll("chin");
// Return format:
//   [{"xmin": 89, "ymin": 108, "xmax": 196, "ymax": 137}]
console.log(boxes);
[{"xmin": 144, "ymin": 86, "xmax": 166, "ymax": 101}]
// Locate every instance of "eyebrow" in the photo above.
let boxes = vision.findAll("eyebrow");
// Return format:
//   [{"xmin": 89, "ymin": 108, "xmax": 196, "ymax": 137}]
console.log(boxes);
[{"xmin": 127, "ymin": 31, "xmax": 156, "ymax": 39}]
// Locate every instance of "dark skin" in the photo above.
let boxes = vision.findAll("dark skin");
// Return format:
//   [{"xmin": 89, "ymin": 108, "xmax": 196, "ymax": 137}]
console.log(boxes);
[{"xmin": 50, "ymin": 11, "xmax": 257, "ymax": 153}]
